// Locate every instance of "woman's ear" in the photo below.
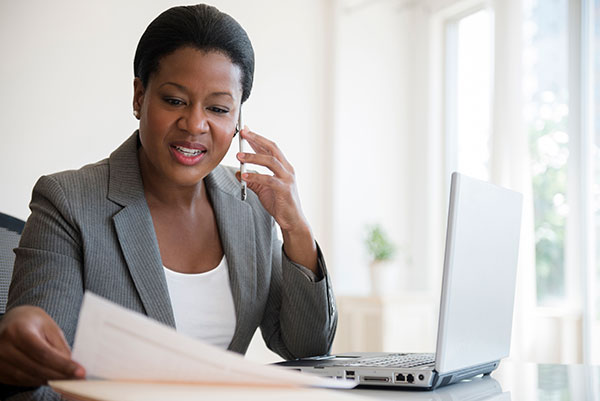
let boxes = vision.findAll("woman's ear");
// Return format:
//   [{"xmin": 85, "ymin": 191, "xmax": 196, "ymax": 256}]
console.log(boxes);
[{"xmin": 132, "ymin": 77, "xmax": 145, "ymax": 119}]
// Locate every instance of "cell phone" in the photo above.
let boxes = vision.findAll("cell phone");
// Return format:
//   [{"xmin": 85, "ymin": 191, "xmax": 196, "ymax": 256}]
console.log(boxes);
[{"xmin": 238, "ymin": 107, "xmax": 247, "ymax": 201}]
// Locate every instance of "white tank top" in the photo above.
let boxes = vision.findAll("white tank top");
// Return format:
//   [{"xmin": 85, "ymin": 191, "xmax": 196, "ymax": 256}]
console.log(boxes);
[{"xmin": 163, "ymin": 256, "xmax": 236, "ymax": 349}]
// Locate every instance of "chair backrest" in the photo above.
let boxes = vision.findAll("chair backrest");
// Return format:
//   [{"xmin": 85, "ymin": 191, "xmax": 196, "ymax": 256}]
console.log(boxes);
[{"xmin": 0, "ymin": 213, "xmax": 25, "ymax": 316}]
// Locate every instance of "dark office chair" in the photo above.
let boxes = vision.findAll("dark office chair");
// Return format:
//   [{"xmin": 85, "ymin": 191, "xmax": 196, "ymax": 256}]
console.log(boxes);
[{"xmin": 0, "ymin": 212, "xmax": 25, "ymax": 317}]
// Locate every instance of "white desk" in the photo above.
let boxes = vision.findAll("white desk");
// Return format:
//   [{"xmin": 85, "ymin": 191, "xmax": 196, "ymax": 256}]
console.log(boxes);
[
  {"xmin": 334, "ymin": 360, "xmax": 597, "ymax": 400},
  {"xmin": 33, "ymin": 361, "xmax": 600, "ymax": 400}
]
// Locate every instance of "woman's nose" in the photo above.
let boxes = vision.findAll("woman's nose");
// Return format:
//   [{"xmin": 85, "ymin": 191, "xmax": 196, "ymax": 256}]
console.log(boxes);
[{"xmin": 178, "ymin": 106, "xmax": 209, "ymax": 134}]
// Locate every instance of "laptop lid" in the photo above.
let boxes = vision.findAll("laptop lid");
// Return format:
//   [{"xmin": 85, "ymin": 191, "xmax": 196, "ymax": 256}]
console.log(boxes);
[{"xmin": 435, "ymin": 173, "xmax": 523, "ymax": 374}]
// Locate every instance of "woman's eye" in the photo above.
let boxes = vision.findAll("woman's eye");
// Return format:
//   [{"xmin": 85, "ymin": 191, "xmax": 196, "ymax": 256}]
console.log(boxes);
[
  {"xmin": 164, "ymin": 98, "xmax": 185, "ymax": 106},
  {"xmin": 208, "ymin": 106, "xmax": 229, "ymax": 114}
]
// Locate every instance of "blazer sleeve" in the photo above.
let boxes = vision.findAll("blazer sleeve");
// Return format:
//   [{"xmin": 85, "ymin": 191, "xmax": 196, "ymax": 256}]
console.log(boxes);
[
  {"xmin": 259, "ymin": 223, "xmax": 337, "ymax": 360},
  {"xmin": 6, "ymin": 175, "xmax": 84, "ymax": 346}
]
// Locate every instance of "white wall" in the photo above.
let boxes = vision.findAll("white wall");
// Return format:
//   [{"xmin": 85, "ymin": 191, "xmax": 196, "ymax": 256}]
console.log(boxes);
[{"xmin": 331, "ymin": 1, "xmax": 441, "ymax": 295}]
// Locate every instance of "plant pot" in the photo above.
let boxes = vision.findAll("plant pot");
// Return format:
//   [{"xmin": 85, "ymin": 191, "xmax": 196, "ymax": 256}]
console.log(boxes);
[{"xmin": 369, "ymin": 260, "xmax": 400, "ymax": 296}]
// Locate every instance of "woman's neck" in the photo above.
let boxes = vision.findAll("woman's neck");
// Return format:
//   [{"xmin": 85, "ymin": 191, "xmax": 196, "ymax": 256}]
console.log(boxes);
[{"xmin": 138, "ymin": 148, "xmax": 208, "ymax": 210}]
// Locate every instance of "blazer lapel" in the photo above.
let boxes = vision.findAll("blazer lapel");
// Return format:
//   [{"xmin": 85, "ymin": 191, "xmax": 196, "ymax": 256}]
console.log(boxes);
[
  {"xmin": 112, "ymin": 202, "xmax": 175, "ymax": 327},
  {"xmin": 108, "ymin": 132, "xmax": 176, "ymax": 327},
  {"xmin": 206, "ymin": 168, "xmax": 257, "ymax": 352}
]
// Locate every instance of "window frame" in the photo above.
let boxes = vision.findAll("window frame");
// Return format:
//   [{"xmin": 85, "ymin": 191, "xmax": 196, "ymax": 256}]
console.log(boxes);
[{"xmin": 574, "ymin": 0, "xmax": 597, "ymax": 364}]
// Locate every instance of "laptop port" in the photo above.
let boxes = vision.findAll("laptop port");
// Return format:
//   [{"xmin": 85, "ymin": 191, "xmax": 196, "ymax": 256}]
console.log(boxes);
[
  {"xmin": 345, "ymin": 370, "xmax": 355, "ymax": 378},
  {"xmin": 418, "ymin": 374, "xmax": 425, "ymax": 381},
  {"xmin": 395, "ymin": 373, "xmax": 406, "ymax": 382},
  {"xmin": 407, "ymin": 374, "xmax": 415, "ymax": 383},
  {"xmin": 363, "ymin": 376, "xmax": 390, "ymax": 383}
]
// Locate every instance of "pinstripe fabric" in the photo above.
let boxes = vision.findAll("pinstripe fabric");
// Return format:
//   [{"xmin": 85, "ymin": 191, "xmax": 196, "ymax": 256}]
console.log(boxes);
[
  {"xmin": 6, "ymin": 132, "xmax": 337, "ymax": 362},
  {"xmin": 0, "ymin": 227, "xmax": 22, "ymax": 315}
]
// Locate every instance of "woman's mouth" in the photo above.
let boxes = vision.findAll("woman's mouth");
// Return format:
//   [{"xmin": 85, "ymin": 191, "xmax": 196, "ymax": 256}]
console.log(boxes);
[
  {"xmin": 169, "ymin": 144, "xmax": 207, "ymax": 166},
  {"xmin": 174, "ymin": 145, "xmax": 205, "ymax": 157}
]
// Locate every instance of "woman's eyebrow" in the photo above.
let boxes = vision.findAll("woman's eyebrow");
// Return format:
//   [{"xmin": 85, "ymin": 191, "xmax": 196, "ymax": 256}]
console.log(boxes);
[
  {"xmin": 159, "ymin": 81, "xmax": 187, "ymax": 91},
  {"xmin": 208, "ymin": 92, "xmax": 234, "ymax": 99},
  {"xmin": 158, "ymin": 83, "xmax": 233, "ymax": 99}
]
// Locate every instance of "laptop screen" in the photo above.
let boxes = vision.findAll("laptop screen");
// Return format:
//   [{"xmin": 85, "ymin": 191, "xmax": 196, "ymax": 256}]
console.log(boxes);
[{"xmin": 435, "ymin": 173, "xmax": 523, "ymax": 374}]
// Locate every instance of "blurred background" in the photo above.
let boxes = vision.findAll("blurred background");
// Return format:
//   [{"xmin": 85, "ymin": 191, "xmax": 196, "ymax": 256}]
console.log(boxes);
[{"xmin": 1, "ymin": 0, "xmax": 599, "ymax": 366}]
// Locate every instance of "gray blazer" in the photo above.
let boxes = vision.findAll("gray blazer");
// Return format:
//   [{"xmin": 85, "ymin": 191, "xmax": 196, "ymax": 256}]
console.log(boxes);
[{"xmin": 7, "ymin": 132, "xmax": 337, "ymax": 361}]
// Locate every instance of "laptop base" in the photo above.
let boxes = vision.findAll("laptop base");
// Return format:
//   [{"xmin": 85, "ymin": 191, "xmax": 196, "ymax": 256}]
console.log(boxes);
[{"xmin": 277, "ymin": 352, "xmax": 500, "ymax": 390}]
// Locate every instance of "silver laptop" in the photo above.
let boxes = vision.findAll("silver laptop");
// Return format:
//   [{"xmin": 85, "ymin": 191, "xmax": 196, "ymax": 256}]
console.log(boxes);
[{"xmin": 278, "ymin": 172, "xmax": 523, "ymax": 390}]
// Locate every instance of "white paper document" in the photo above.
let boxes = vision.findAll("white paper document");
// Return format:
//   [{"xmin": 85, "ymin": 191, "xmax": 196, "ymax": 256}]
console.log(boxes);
[{"xmin": 72, "ymin": 292, "xmax": 355, "ymax": 389}]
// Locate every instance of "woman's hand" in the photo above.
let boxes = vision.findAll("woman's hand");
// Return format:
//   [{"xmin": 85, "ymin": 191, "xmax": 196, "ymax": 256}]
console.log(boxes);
[
  {"xmin": 236, "ymin": 127, "xmax": 318, "ymax": 273},
  {"xmin": 0, "ymin": 306, "xmax": 85, "ymax": 387}
]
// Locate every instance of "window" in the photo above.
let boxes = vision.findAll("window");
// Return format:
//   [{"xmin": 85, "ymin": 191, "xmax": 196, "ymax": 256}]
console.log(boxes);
[
  {"xmin": 441, "ymin": 0, "xmax": 598, "ymax": 362},
  {"xmin": 523, "ymin": 0, "xmax": 569, "ymax": 305},
  {"xmin": 523, "ymin": 0, "xmax": 599, "ymax": 362},
  {"xmin": 445, "ymin": 8, "xmax": 493, "ymax": 182}
]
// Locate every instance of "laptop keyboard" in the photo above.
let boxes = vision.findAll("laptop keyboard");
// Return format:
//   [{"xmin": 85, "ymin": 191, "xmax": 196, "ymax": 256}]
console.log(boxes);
[{"xmin": 336, "ymin": 353, "xmax": 435, "ymax": 368}]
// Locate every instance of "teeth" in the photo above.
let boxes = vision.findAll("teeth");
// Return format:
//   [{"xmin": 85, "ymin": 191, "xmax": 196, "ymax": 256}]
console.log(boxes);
[{"xmin": 174, "ymin": 146, "xmax": 204, "ymax": 156}]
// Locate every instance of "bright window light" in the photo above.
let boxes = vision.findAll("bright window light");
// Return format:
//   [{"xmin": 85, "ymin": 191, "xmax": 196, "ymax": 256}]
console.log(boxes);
[
  {"xmin": 523, "ymin": 0, "xmax": 569, "ymax": 305},
  {"xmin": 455, "ymin": 10, "xmax": 493, "ymax": 181}
]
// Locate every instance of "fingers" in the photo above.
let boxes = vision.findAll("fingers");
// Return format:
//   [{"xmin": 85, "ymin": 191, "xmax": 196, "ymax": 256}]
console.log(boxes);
[
  {"xmin": 14, "ymin": 323, "xmax": 79, "ymax": 376},
  {"xmin": 236, "ymin": 127, "xmax": 308, "ymax": 232},
  {"xmin": 0, "ymin": 306, "xmax": 84, "ymax": 387},
  {"xmin": 0, "ymin": 359, "xmax": 44, "ymax": 387},
  {"xmin": 237, "ymin": 152, "xmax": 287, "ymax": 178},
  {"xmin": 241, "ymin": 172, "xmax": 283, "ymax": 189},
  {"xmin": 239, "ymin": 127, "xmax": 271, "ymax": 154},
  {"xmin": 240, "ymin": 128, "xmax": 294, "ymax": 173},
  {"xmin": 0, "ymin": 343, "xmax": 76, "ymax": 386}
]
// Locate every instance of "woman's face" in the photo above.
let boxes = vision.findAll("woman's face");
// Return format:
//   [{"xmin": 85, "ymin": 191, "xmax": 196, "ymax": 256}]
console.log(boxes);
[{"xmin": 133, "ymin": 47, "xmax": 243, "ymax": 189}]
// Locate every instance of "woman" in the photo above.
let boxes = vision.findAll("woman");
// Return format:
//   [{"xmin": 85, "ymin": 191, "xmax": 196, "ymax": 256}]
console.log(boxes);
[{"xmin": 0, "ymin": 4, "xmax": 336, "ymax": 398}]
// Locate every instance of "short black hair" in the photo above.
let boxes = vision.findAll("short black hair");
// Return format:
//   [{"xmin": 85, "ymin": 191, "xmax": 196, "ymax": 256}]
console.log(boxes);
[{"xmin": 134, "ymin": 4, "xmax": 255, "ymax": 103}]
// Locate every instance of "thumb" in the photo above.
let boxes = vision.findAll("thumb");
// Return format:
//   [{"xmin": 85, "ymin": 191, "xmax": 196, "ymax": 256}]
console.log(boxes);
[{"xmin": 43, "ymin": 323, "xmax": 70, "ymax": 357}]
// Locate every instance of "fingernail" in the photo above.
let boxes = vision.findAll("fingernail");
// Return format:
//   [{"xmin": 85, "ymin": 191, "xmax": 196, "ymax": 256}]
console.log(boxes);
[
  {"xmin": 242, "ymin": 173, "xmax": 249, "ymax": 179},
  {"xmin": 74, "ymin": 366, "xmax": 85, "ymax": 377},
  {"xmin": 238, "ymin": 152, "xmax": 245, "ymax": 159}
]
